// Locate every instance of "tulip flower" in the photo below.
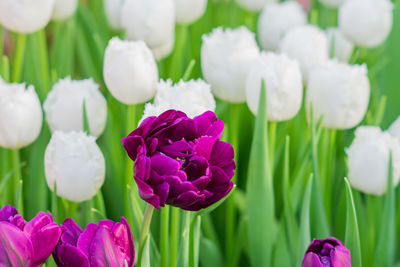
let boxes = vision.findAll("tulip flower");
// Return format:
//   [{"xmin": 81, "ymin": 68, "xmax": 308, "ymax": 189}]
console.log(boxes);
[
  {"xmin": 326, "ymin": 28, "xmax": 354, "ymax": 62},
  {"xmin": 45, "ymin": 131, "xmax": 106, "ymax": 202},
  {"xmin": 0, "ymin": 77, "xmax": 43, "ymax": 149},
  {"xmin": 43, "ymin": 77, "xmax": 107, "ymax": 137},
  {"xmin": 339, "ymin": 0, "xmax": 393, "ymax": 48},
  {"xmin": 319, "ymin": 0, "xmax": 343, "ymax": 8},
  {"xmin": 258, "ymin": 1, "xmax": 307, "ymax": 51},
  {"xmin": 141, "ymin": 79, "xmax": 216, "ymax": 121},
  {"xmin": 104, "ymin": 0, "xmax": 124, "ymax": 30},
  {"xmin": 120, "ymin": 0, "xmax": 175, "ymax": 49},
  {"xmin": 306, "ymin": 60, "xmax": 370, "ymax": 129},
  {"xmin": 53, "ymin": 217, "xmax": 135, "ymax": 267},
  {"xmin": 0, "ymin": 205, "xmax": 61, "ymax": 267},
  {"xmin": 389, "ymin": 116, "xmax": 400, "ymax": 141},
  {"xmin": 245, "ymin": 52, "xmax": 303, "ymax": 121},
  {"xmin": 52, "ymin": 0, "xmax": 78, "ymax": 20},
  {"xmin": 0, "ymin": 0, "xmax": 55, "ymax": 33},
  {"xmin": 151, "ymin": 35, "xmax": 175, "ymax": 61},
  {"xmin": 201, "ymin": 27, "xmax": 260, "ymax": 103},
  {"xmin": 122, "ymin": 110, "xmax": 235, "ymax": 211},
  {"xmin": 347, "ymin": 126, "xmax": 400, "ymax": 195},
  {"xmin": 302, "ymin": 238, "xmax": 351, "ymax": 267},
  {"xmin": 174, "ymin": 0, "xmax": 208, "ymax": 24},
  {"xmin": 104, "ymin": 37, "xmax": 159, "ymax": 105},
  {"xmin": 235, "ymin": 0, "xmax": 277, "ymax": 12}
]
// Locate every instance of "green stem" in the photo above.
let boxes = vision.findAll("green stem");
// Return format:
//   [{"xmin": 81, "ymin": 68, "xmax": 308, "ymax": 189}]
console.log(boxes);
[
  {"xmin": 11, "ymin": 34, "xmax": 27, "ymax": 82},
  {"xmin": 268, "ymin": 122, "xmax": 277, "ymax": 171},
  {"xmin": 137, "ymin": 204, "xmax": 154, "ymax": 267},
  {"xmin": 169, "ymin": 24, "xmax": 188, "ymax": 81},
  {"xmin": 11, "ymin": 149, "xmax": 22, "ymax": 211},
  {"xmin": 170, "ymin": 207, "xmax": 181, "ymax": 267},
  {"xmin": 160, "ymin": 206, "xmax": 170, "ymax": 267},
  {"xmin": 37, "ymin": 30, "xmax": 51, "ymax": 92}
]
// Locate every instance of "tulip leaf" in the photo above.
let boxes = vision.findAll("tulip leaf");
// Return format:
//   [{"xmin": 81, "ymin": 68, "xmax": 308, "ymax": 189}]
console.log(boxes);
[
  {"xmin": 189, "ymin": 215, "xmax": 201, "ymax": 267},
  {"xmin": 141, "ymin": 235, "xmax": 151, "ymax": 267},
  {"xmin": 273, "ymin": 222, "xmax": 292, "ymax": 267},
  {"xmin": 1, "ymin": 55, "xmax": 10, "ymax": 81},
  {"xmin": 83, "ymin": 100, "xmax": 90, "ymax": 135},
  {"xmin": 246, "ymin": 80, "xmax": 276, "ymax": 267},
  {"xmin": 177, "ymin": 212, "xmax": 191, "ymax": 267},
  {"xmin": 196, "ymin": 185, "xmax": 236, "ymax": 216},
  {"xmin": 199, "ymin": 238, "xmax": 224, "ymax": 267},
  {"xmin": 182, "ymin": 59, "xmax": 196, "ymax": 81},
  {"xmin": 344, "ymin": 177, "xmax": 362, "ymax": 267},
  {"xmin": 297, "ymin": 175, "xmax": 313, "ymax": 266},
  {"xmin": 373, "ymin": 153, "xmax": 395, "ymax": 267},
  {"xmin": 0, "ymin": 170, "xmax": 13, "ymax": 197}
]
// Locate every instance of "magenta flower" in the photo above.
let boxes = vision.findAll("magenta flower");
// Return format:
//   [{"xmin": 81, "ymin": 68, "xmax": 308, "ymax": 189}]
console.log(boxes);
[
  {"xmin": 53, "ymin": 217, "xmax": 135, "ymax": 267},
  {"xmin": 0, "ymin": 205, "xmax": 61, "ymax": 267},
  {"xmin": 122, "ymin": 110, "xmax": 235, "ymax": 211},
  {"xmin": 302, "ymin": 237, "xmax": 351, "ymax": 267}
]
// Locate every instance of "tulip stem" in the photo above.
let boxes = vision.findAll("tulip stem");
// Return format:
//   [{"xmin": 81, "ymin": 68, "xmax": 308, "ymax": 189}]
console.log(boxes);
[
  {"xmin": 160, "ymin": 206, "xmax": 170, "ymax": 267},
  {"xmin": 11, "ymin": 34, "xmax": 26, "ymax": 83},
  {"xmin": 169, "ymin": 24, "xmax": 188, "ymax": 81},
  {"xmin": 170, "ymin": 207, "xmax": 181, "ymax": 267},
  {"xmin": 137, "ymin": 204, "xmax": 154, "ymax": 267},
  {"xmin": 37, "ymin": 29, "xmax": 51, "ymax": 93},
  {"xmin": 11, "ymin": 149, "xmax": 22, "ymax": 212},
  {"xmin": 268, "ymin": 121, "xmax": 277, "ymax": 171}
]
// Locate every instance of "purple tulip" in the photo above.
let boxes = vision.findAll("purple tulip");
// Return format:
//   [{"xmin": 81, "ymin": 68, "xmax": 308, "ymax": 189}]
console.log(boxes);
[
  {"xmin": 53, "ymin": 217, "xmax": 135, "ymax": 267},
  {"xmin": 0, "ymin": 205, "xmax": 61, "ymax": 267},
  {"xmin": 302, "ymin": 237, "xmax": 351, "ymax": 267},
  {"xmin": 122, "ymin": 110, "xmax": 235, "ymax": 211}
]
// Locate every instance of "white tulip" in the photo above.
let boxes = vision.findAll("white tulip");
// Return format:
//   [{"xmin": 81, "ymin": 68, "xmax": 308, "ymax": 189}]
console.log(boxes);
[
  {"xmin": 319, "ymin": 0, "xmax": 343, "ymax": 8},
  {"xmin": 279, "ymin": 25, "xmax": 329, "ymax": 81},
  {"xmin": 52, "ymin": 0, "xmax": 78, "ymax": 20},
  {"xmin": 0, "ymin": 0, "xmax": 55, "ymax": 33},
  {"xmin": 201, "ymin": 27, "xmax": 260, "ymax": 103},
  {"xmin": 306, "ymin": 60, "xmax": 370, "ymax": 129},
  {"xmin": 347, "ymin": 126, "xmax": 400, "ymax": 195},
  {"xmin": 339, "ymin": 0, "xmax": 393, "ymax": 48},
  {"xmin": 326, "ymin": 27, "xmax": 354, "ymax": 62},
  {"xmin": 104, "ymin": 37, "xmax": 159, "ymax": 105},
  {"xmin": 45, "ymin": 131, "xmax": 105, "ymax": 202},
  {"xmin": 141, "ymin": 79, "xmax": 215, "ymax": 121},
  {"xmin": 174, "ymin": 0, "xmax": 207, "ymax": 24},
  {"xmin": 246, "ymin": 52, "xmax": 303, "ymax": 121},
  {"xmin": 120, "ymin": 0, "xmax": 175, "ymax": 48},
  {"xmin": 104, "ymin": 0, "xmax": 125, "ymax": 30},
  {"xmin": 152, "ymin": 35, "xmax": 175, "ymax": 61},
  {"xmin": 0, "ymin": 77, "xmax": 43, "ymax": 149},
  {"xmin": 43, "ymin": 77, "xmax": 107, "ymax": 137},
  {"xmin": 388, "ymin": 116, "xmax": 400, "ymax": 142},
  {"xmin": 235, "ymin": 0, "xmax": 278, "ymax": 12},
  {"xmin": 258, "ymin": 1, "xmax": 307, "ymax": 51}
]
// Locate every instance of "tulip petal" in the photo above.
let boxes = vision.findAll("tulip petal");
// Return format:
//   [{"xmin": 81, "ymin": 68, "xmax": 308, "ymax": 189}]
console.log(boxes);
[
  {"xmin": 0, "ymin": 205, "xmax": 19, "ymax": 221},
  {"xmin": 89, "ymin": 225, "xmax": 123, "ymax": 267},
  {"xmin": 60, "ymin": 218, "xmax": 83, "ymax": 245},
  {"xmin": 53, "ymin": 243, "xmax": 90, "ymax": 267}
]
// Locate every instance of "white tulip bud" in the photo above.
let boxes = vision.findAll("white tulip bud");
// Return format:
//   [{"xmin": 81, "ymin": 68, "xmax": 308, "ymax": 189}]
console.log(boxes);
[
  {"xmin": 347, "ymin": 126, "xmax": 400, "ymax": 195},
  {"xmin": 45, "ymin": 131, "xmax": 105, "ymax": 202},
  {"xmin": 174, "ymin": 0, "xmax": 207, "ymax": 24},
  {"xmin": 201, "ymin": 27, "xmax": 260, "ymax": 103},
  {"xmin": 120, "ymin": 0, "xmax": 175, "ymax": 48},
  {"xmin": 339, "ymin": 0, "xmax": 393, "ymax": 48},
  {"xmin": 279, "ymin": 25, "xmax": 329, "ymax": 81},
  {"xmin": 0, "ymin": 0, "xmax": 55, "ymax": 33},
  {"xmin": 141, "ymin": 79, "xmax": 216, "ymax": 121},
  {"xmin": 258, "ymin": 1, "xmax": 307, "ymax": 51},
  {"xmin": 388, "ymin": 116, "xmax": 400, "ymax": 142},
  {"xmin": 104, "ymin": 37, "xmax": 159, "ymax": 105},
  {"xmin": 246, "ymin": 52, "xmax": 303, "ymax": 121},
  {"xmin": 306, "ymin": 61, "xmax": 370, "ymax": 129},
  {"xmin": 326, "ymin": 27, "xmax": 354, "ymax": 62},
  {"xmin": 152, "ymin": 35, "xmax": 175, "ymax": 61},
  {"xmin": 319, "ymin": 0, "xmax": 343, "ymax": 8},
  {"xmin": 0, "ymin": 77, "xmax": 43, "ymax": 149},
  {"xmin": 43, "ymin": 77, "xmax": 107, "ymax": 137},
  {"xmin": 52, "ymin": 0, "xmax": 78, "ymax": 20},
  {"xmin": 104, "ymin": 0, "xmax": 125, "ymax": 30},
  {"xmin": 235, "ymin": 0, "xmax": 278, "ymax": 12}
]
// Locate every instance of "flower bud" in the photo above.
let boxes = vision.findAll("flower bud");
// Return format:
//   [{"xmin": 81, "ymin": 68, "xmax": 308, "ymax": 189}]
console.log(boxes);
[
  {"xmin": 201, "ymin": 27, "xmax": 260, "ymax": 103},
  {"xmin": 0, "ymin": 205, "xmax": 61, "ymax": 267},
  {"xmin": 104, "ymin": 37, "xmax": 159, "ymax": 105},
  {"xmin": 52, "ymin": 0, "xmax": 78, "ymax": 20},
  {"xmin": 389, "ymin": 116, "xmax": 400, "ymax": 142},
  {"xmin": 44, "ymin": 77, "xmax": 107, "ymax": 137},
  {"xmin": 347, "ymin": 126, "xmax": 400, "ymax": 195},
  {"xmin": 302, "ymin": 238, "xmax": 351, "ymax": 267},
  {"xmin": 120, "ymin": 0, "xmax": 175, "ymax": 48},
  {"xmin": 142, "ymin": 79, "xmax": 216, "ymax": 121},
  {"xmin": 258, "ymin": 1, "xmax": 307, "ymax": 51},
  {"xmin": 45, "ymin": 131, "xmax": 106, "ymax": 202},
  {"xmin": 53, "ymin": 217, "xmax": 135, "ymax": 267},
  {"xmin": 245, "ymin": 52, "xmax": 303, "ymax": 121},
  {"xmin": 306, "ymin": 61, "xmax": 370, "ymax": 129},
  {"xmin": 0, "ymin": 0, "xmax": 55, "ymax": 33},
  {"xmin": 0, "ymin": 77, "xmax": 43, "ymax": 149},
  {"xmin": 104, "ymin": 0, "xmax": 124, "ymax": 30},
  {"xmin": 326, "ymin": 27, "xmax": 354, "ymax": 63},
  {"xmin": 235, "ymin": 0, "xmax": 277, "ymax": 12},
  {"xmin": 339, "ymin": 0, "xmax": 393, "ymax": 48},
  {"xmin": 152, "ymin": 34, "xmax": 175, "ymax": 61},
  {"xmin": 174, "ymin": 0, "xmax": 207, "ymax": 24},
  {"xmin": 280, "ymin": 25, "xmax": 329, "ymax": 81},
  {"xmin": 319, "ymin": 0, "xmax": 343, "ymax": 8}
]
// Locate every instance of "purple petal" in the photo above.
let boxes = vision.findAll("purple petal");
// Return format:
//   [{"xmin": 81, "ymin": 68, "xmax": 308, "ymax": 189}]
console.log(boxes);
[
  {"xmin": 77, "ymin": 223, "xmax": 99, "ymax": 259},
  {"xmin": 88, "ymin": 226, "xmax": 123, "ymax": 267},
  {"xmin": 0, "ymin": 205, "xmax": 19, "ymax": 221},
  {"xmin": 114, "ymin": 217, "xmax": 135, "ymax": 267},
  {"xmin": 53, "ymin": 243, "xmax": 90, "ymax": 267},
  {"xmin": 122, "ymin": 136, "xmax": 146, "ymax": 161},
  {"xmin": 193, "ymin": 136, "xmax": 217, "ymax": 160},
  {"xmin": 151, "ymin": 154, "xmax": 181, "ymax": 176},
  {"xmin": 134, "ymin": 155, "xmax": 151, "ymax": 181},
  {"xmin": 330, "ymin": 246, "xmax": 351, "ymax": 267},
  {"xmin": 60, "ymin": 218, "xmax": 83, "ymax": 245},
  {"xmin": 302, "ymin": 252, "xmax": 324, "ymax": 267}
]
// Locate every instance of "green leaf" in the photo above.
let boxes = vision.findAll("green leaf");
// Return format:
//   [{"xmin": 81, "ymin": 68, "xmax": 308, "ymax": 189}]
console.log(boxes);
[
  {"xmin": 246, "ymin": 80, "xmax": 276, "ymax": 266},
  {"xmin": 199, "ymin": 238, "xmax": 223, "ymax": 267},
  {"xmin": 189, "ymin": 215, "xmax": 201, "ymax": 267},
  {"xmin": 273, "ymin": 223, "xmax": 292, "ymax": 267},
  {"xmin": 297, "ymin": 175, "xmax": 313, "ymax": 266},
  {"xmin": 177, "ymin": 212, "xmax": 191, "ymax": 267},
  {"xmin": 83, "ymin": 100, "xmax": 90, "ymax": 135},
  {"xmin": 141, "ymin": 236, "xmax": 151, "ymax": 267},
  {"xmin": 344, "ymin": 178, "xmax": 362, "ymax": 267}
]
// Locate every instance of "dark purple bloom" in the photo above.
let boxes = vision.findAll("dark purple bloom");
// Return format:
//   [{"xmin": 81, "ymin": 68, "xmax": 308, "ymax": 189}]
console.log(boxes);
[
  {"xmin": 53, "ymin": 217, "xmax": 134, "ymax": 267},
  {"xmin": 0, "ymin": 205, "xmax": 61, "ymax": 267},
  {"xmin": 122, "ymin": 110, "xmax": 235, "ymax": 211},
  {"xmin": 302, "ymin": 237, "xmax": 351, "ymax": 267}
]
